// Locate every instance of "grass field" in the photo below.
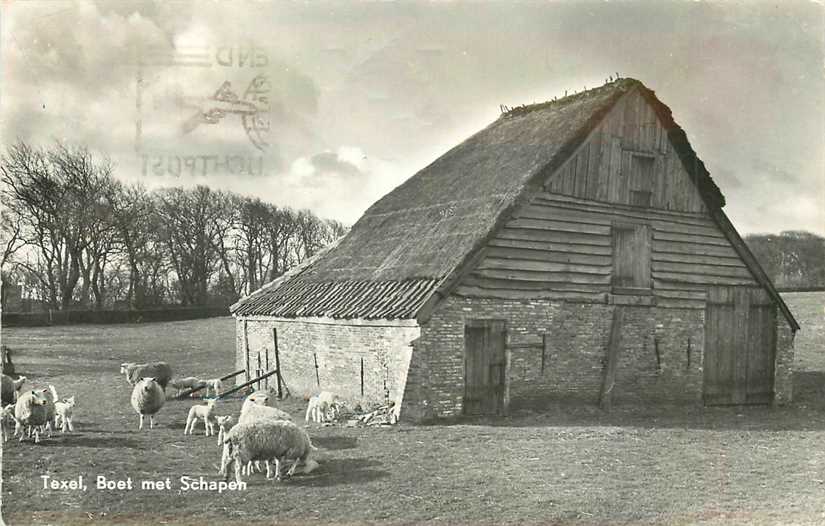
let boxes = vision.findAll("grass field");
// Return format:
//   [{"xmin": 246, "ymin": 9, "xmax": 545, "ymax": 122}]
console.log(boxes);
[{"xmin": 2, "ymin": 292, "xmax": 824, "ymax": 525}]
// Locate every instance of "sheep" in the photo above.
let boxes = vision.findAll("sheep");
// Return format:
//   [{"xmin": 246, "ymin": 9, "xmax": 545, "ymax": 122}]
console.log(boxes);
[
  {"xmin": 215, "ymin": 415, "xmax": 234, "ymax": 446},
  {"xmin": 1, "ymin": 404, "xmax": 17, "ymax": 442},
  {"xmin": 41, "ymin": 385, "xmax": 59, "ymax": 437},
  {"xmin": 14, "ymin": 390, "xmax": 49, "ymax": 443},
  {"xmin": 1, "ymin": 374, "xmax": 27, "ymax": 406},
  {"xmin": 130, "ymin": 377, "xmax": 165, "ymax": 429},
  {"xmin": 170, "ymin": 377, "xmax": 208, "ymax": 397},
  {"xmin": 204, "ymin": 378, "xmax": 223, "ymax": 397},
  {"xmin": 239, "ymin": 393, "xmax": 293, "ymax": 424},
  {"xmin": 219, "ymin": 419, "xmax": 318, "ymax": 483},
  {"xmin": 184, "ymin": 399, "xmax": 217, "ymax": 436},
  {"xmin": 121, "ymin": 362, "xmax": 173, "ymax": 390},
  {"xmin": 54, "ymin": 395, "xmax": 76, "ymax": 432},
  {"xmin": 305, "ymin": 391, "xmax": 341, "ymax": 423}
]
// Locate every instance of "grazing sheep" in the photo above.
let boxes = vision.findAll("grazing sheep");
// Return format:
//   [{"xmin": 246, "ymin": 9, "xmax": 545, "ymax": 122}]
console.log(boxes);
[
  {"xmin": 220, "ymin": 419, "xmax": 318, "ymax": 483},
  {"xmin": 1, "ymin": 404, "xmax": 17, "ymax": 442},
  {"xmin": 54, "ymin": 396, "xmax": 76, "ymax": 432},
  {"xmin": 1, "ymin": 374, "xmax": 27, "ymax": 406},
  {"xmin": 170, "ymin": 377, "xmax": 208, "ymax": 397},
  {"xmin": 121, "ymin": 362, "xmax": 173, "ymax": 390},
  {"xmin": 184, "ymin": 399, "xmax": 217, "ymax": 435},
  {"xmin": 215, "ymin": 415, "xmax": 234, "ymax": 446},
  {"xmin": 130, "ymin": 377, "xmax": 165, "ymax": 429},
  {"xmin": 14, "ymin": 390, "xmax": 49, "ymax": 443},
  {"xmin": 305, "ymin": 391, "xmax": 341, "ymax": 423},
  {"xmin": 204, "ymin": 378, "xmax": 223, "ymax": 397}
]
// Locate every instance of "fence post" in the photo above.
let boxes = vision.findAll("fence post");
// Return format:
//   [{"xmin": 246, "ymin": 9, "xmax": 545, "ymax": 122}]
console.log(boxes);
[
  {"xmin": 272, "ymin": 328, "xmax": 282, "ymax": 399},
  {"xmin": 313, "ymin": 353, "xmax": 320, "ymax": 387},
  {"xmin": 360, "ymin": 357, "xmax": 365, "ymax": 397},
  {"xmin": 243, "ymin": 320, "xmax": 250, "ymax": 383}
]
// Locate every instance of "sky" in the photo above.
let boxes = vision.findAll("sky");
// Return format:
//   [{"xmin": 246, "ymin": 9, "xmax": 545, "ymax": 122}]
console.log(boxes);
[{"xmin": 1, "ymin": 0, "xmax": 823, "ymax": 235}]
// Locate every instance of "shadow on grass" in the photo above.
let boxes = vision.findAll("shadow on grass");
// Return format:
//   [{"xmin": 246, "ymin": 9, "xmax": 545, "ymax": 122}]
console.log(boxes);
[
  {"xmin": 33, "ymin": 435, "xmax": 144, "ymax": 449},
  {"xmin": 285, "ymin": 458, "xmax": 388, "ymax": 487},
  {"xmin": 313, "ymin": 435, "xmax": 358, "ymax": 450},
  {"xmin": 418, "ymin": 371, "xmax": 825, "ymax": 432}
]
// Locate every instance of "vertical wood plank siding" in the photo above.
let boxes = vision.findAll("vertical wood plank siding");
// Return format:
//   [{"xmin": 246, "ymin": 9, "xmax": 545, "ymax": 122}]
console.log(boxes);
[{"xmin": 545, "ymin": 88, "xmax": 706, "ymax": 213}]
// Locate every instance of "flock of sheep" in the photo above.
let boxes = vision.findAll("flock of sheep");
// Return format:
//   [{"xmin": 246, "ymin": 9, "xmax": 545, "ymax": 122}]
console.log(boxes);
[
  {"xmin": 1, "ymin": 375, "xmax": 76, "ymax": 444},
  {"xmin": 1, "ymin": 360, "xmax": 343, "ymax": 486},
  {"xmin": 121, "ymin": 361, "xmax": 338, "ymax": 484}
]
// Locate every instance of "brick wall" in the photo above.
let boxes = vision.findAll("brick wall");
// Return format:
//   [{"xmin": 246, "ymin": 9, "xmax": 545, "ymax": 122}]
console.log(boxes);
[
  {"xmin": 403, "ymin": 296, "xmax": 707, "ymax": 419},
  {"xmin": 235, "ymin": 316, "xmax": 419, "ymax": 411},
  {"xmin": 773, "ymin": 317, "xmax": 796, "ymax": 405}
]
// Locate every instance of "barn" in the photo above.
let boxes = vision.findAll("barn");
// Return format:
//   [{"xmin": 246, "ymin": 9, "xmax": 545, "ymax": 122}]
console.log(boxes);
[{"xmin": 230, "ymin": 77, "xmax": 799, "ymax": 421}]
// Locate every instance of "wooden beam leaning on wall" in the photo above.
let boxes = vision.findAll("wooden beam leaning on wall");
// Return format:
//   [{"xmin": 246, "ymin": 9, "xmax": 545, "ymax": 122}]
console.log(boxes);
[{"xmin": 599, "ymin": 306, "xmax": 625, "ymax": 411}]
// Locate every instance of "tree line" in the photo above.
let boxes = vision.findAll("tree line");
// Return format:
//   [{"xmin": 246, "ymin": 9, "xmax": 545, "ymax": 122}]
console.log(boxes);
[
  {"xmin": 744, "ymin": 231, "xmax": 825, "ymax": 290},
  {"xmin": 1, "ymin": 141, "xmax": 346, "ymax": 311}
]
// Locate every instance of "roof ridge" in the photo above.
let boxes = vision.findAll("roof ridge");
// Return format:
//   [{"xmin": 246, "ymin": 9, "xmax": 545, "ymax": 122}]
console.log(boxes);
[{"xmin": 500, "ymin": 77, "xmax": 640, "ymax": 118}]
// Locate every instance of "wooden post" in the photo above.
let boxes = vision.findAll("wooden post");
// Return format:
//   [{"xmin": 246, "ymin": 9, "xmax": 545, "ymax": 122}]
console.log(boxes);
[
  {"xmin": 541, "ymin": 333, "xmax": 549, "ymax": 374},
  {"xmin": 256, "ymin": 353, "xmax": 261, "ymax": 390},
  {"xmin": 599, "ymin": 307, "xmax": 624, "ymax": 411},
  {"xmin": 686, "ymin": 336, "xmax": 692, "ymax": 371},
  {"xmin": 265, "ymin": 343, "xmax": 270, "ymax": 390},
  {"xmin": 243, "ymin": 320, "xmax": 250, "ymax": 382},
  {"xmin": 272, "ymin": 328, "xmax": 282, "ymax": 399},
  {"xmin": 360, "ymin": 357, "xmax": 364, "ymax": 397},
  {"xmin": 654, "ymin": 336, "xmax": 661, "ymax": 372},
  {"xmin": 313, "ymin": 353, "xmax": 320, "ymax": 387}
]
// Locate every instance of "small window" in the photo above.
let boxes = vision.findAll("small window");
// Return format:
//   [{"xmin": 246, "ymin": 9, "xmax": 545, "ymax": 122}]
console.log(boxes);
[
  {"xmin": 612, "ymin": 223, "xmax": 651, "ymax": 293},
  {"xmin": 630, "ymin": 154, "xmax": 654, "ymax": 208}
]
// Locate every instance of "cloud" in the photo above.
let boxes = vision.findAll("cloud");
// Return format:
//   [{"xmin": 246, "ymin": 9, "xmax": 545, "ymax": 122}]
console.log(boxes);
[{"xmin": 1, "ymin": 1, "xmax": 823, "ymax": 235}]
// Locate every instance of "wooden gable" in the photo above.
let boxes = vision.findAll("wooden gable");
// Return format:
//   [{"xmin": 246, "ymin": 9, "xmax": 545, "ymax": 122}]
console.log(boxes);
[{"xmin": 545, "ymin": 87, "xmax": 707, "ymax": 214}]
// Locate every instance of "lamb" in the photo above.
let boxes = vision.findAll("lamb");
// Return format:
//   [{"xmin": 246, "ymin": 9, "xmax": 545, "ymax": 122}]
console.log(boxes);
[
  {"xmin": 1, "ymin": 404, "xmax": 17, "ymax": 442},
  {"xmin": 14, "ymin": 390, "xmax": 49, "ymax": 443},
  {"xmin": 215, "ymin": 415, "xmax": 234, "ymax": 446},
  {"xmin": 219, "ymin": 419, "xmax": 318, "ymax": 483},
  {"xmin": 121, "ymin": 362, "xmax": 173, "ymax": 390},
  {"xmin": 130, "ymin": 377, "xmax": 165, "ymax": 429},
  {"xmin": 54, "ymin": 396, "xmax": 76, "ymax": 432},
  {"xmin": 1, "ymin": 374, "xmax": 27, "ymax": 406},
  {"xmin": 170, "ymin": 377, "xmax": 208, "ymax": 397},
  {"xmin": 184, "ymin": 399, "xmax": 217, "ymax": 436},
  {"xmin": 305, "ymin": 391, "xmax": 341, "ymax": 423},
  {"xmin": 204, "ymin": 378, "xmax": 223, "ymax": 397}
]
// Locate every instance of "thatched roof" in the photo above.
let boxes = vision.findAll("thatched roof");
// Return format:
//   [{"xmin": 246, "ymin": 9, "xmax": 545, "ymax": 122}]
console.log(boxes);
[{"xmin": 232, "ymin": 78, "xmax": 794, "ymax": 328}]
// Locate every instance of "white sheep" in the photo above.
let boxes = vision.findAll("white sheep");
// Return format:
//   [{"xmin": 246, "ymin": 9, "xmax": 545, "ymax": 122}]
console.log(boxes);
[
  {"xmin": 14, "ymin": 390, "xmax": 49, "ymax": 443},
  {"xmin": 215, "ymin": 415, "xmax": 234, "ymax": 446},
  {"xmin": 204, "ymin": 378, "xmax": 223, "ymax": 397},
  {"xmin": 305, "ymin": 391, "xmax": 341, "ymax": 423},
  {"xmin": 130, "ymin": 377, "xmax": 165, "ymax": 429},
  {"xmin": 239, "ymin": 396, "xmax": 293, "ymax": 424},
  {"xmin": 54, "ymin": 396, "xmax": 76, "ymax": 432},
  {"xmin": 219, "ymin": 419, "xmax": 318, "ymax": 483},
  {"xmin": 170, "ymin": 377, "xmax": 208, "ymax": 397},
  {"xmin": 184, "ymin": 399, "xmax": 217, "ymax": 436},
  {"xmin": 121, "ymin": 362, "xmax": 173, "ymax": 390}
]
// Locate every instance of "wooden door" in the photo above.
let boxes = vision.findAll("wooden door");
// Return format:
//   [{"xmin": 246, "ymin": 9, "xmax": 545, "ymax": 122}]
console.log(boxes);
[
  {"xmin": 704, "ymin": 287, "xmax": 776, "ymax": 405},
  {"xmin": 464, "ymin": 320, "xmax": 507, "ymax": 416}
]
